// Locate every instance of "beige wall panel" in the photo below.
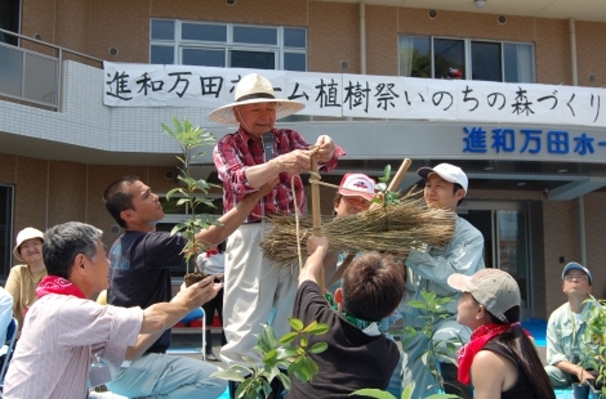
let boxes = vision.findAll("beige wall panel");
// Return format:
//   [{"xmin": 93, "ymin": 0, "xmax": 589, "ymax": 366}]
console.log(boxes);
[
  {"xmin": 542, "ymin": 200, "xmax": 579, "ymax": 313},
  {"xmin": 47, "ymin": 161, "xmax": 86, "ymax": 227},
  {"xmin": 13, "ymin": 157, "xmax": 48, "ymax": 255},
  {"xmin": 89, "ymin": 0, "xmax": 151, "ymax": 62},
  {"xmin": 576, "ymin": 21, "xmax": 606, "ymax": 88},
  {"xmin": 0, "ymin": 154, "xmax": 17, "ymax": 184},
  {"xmin": 150, "ymin": 0, "xmax": 307, "ymax": 26},
  {"xmin": 534, "ymin": 18, "xmax": 571, "ymax": 85},
  {"xmin": 54, "ymin": 0, "xmax": 90, "ymax": 53},
  {"xmin": 308, "ymin": 1, "xmax": 360, "ymax": 73},
  {"xmin": 366, "ymin": 5, "xmax": 398, "ymax": 76},
  {"xmin": 397, "ymin": 8, "xmax": 534, "ymax": 41}
]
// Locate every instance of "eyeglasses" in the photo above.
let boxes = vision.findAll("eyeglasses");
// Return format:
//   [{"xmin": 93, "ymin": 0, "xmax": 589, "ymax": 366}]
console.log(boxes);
[{"xmin": 564, "ymin": 275, "xmax": 588, "ymax": 281}]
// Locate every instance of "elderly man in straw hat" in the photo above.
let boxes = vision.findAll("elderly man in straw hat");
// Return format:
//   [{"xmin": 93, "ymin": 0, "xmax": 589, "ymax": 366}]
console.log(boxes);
[{"xmin": 211, "ymin": 73, "xmax": 344, "ymax": 383}]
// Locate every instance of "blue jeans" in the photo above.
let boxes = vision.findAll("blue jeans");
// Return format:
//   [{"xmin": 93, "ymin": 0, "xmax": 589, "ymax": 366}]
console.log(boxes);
[{"xmin": 107, "ymin": 353, "xmax": 226, "ymax": 399}]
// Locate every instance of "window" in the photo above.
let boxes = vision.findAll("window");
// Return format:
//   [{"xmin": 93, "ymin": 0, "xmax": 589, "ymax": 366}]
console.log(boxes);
[
  {"xmin": 0, "ymin": 184, "xmax": 14, "ymax": 278},
  {"xmin": 399, "ymin": 35, "xmax": 535, "ymax": 83},
  {"xmin": 0, "ymin": 0, "xmax": 20, "ymax": 46},
  {"xmin": 150, "ymin": 20, "xmax": 307, "ymax": 71}
]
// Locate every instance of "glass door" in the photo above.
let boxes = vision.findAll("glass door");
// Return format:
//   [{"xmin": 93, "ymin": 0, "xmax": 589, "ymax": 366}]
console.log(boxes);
[{"xmin": 459, "ymin": 202, "xmax": 532, "ymax": 318}]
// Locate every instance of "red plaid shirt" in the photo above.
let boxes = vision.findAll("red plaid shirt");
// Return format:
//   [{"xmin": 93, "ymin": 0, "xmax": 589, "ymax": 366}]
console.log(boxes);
[{"xmin": 213, "ymin": 127, "xmax": 344, "ymax": 223}]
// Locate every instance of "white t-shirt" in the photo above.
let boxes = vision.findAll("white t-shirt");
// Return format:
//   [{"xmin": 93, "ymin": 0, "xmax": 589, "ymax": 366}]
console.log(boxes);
[{"xmin": 196, "ymin": 252, "xmax": 225, "ymax": 276}]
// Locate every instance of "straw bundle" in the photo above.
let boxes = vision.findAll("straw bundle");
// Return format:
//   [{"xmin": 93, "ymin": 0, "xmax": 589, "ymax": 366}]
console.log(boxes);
[{"xmin": 260, "ymin": 191, "xmax": 456, "ymax": 268}]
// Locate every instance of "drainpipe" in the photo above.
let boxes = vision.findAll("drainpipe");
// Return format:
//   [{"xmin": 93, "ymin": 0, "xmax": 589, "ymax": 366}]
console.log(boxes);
[
  {"xmin": 578, "ymin": 197, "xmax": 587, "ymax": 265},
  {"xmin": 569, "ymin": 18, "xmax": 578, "ymax": 86},
  {"xmin": 360, "ymin": 1, "xmax": 366, "ymax": 74},
  {"xmin": 569, "ymin": 17, "xmax": 587, "ymax": 264}
]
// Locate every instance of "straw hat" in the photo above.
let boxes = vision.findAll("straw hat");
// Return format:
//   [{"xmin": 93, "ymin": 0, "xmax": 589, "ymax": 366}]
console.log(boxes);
[
  {"xmin": 13, "ymin": 227, "xmax": 45, "ymax": 262},
  {"xmin": 207, "ymin": 73, "xmax": 305, "ymax": 125}
]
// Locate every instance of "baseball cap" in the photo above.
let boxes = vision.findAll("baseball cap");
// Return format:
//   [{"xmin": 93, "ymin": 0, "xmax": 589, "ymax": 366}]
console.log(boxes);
[
  {"xmin": 562, "ymin": 262, "xmax": 593, "ymax": 284},
  {"xmin": 338, "ymin": 173, "xmax": 376, "ymax": 202},
  {"xmin": 448, "ymin": 269, "xmax": 521, "ymax": 323},
  {"xmin": 13, "ymin": 227, "xmax": 45, "ymax": 262},
  {"xmin": 417, "ymin": 163, "xmax": 469, "ymax": 193}
]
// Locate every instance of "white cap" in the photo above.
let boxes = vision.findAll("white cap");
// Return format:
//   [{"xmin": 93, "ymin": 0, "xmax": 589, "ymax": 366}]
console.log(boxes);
[
  {"xmin": 417, "ymin": 163, "xmax": 468, "ymax": 193},
  {"xmin": 338, "ymin": 173, "xmax": 376, "ymax": 202},
  {"xmin": 13, "ymin": 227, "xmax": 45, "ymax": 262}
]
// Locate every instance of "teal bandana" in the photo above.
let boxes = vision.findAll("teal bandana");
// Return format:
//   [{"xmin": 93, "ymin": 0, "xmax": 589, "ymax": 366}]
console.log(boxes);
[{"xmin": 324, "ymin": 292, "xmax": 376, "ymax": 332}]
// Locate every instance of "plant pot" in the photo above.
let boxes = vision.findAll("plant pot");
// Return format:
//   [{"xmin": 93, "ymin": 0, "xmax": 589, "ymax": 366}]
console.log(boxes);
[
  {"xmin": 573, "ymin": 383, "xmax": 590, "ymax": 399},
  {"xmin": 183, "ymin": 272, "xmax": 221, "ymax": 287},
  {"xmin": 184, "ymin": 272, "xmax": 210, "ymax": 287}
]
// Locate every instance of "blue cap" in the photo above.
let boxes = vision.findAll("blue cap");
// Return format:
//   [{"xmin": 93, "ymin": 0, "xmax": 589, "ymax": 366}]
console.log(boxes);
[{"xmin": 562, "ymin": 262, "xmax": 593, "ymax": 284}]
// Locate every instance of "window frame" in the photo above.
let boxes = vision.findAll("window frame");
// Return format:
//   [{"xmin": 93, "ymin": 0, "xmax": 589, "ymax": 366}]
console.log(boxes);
[
  {"xmin": 150, "ymin": 19, "xmax": 307, "ymax": 71},
  {"xmin": 0, "ymin": 184, "xmax": 14, "ymax": 278},
  {"xmin": 398, "ymin": 34, "xmax": 536, "ymax": 83}
]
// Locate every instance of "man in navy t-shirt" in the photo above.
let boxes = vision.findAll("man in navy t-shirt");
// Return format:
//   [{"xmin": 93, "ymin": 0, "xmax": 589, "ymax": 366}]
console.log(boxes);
[{"xmin": 102, "ymin": 175, "xmax": 273, "ymax": 399}]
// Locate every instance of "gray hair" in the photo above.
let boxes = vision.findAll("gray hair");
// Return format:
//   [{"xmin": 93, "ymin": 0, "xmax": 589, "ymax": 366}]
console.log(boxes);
[{"xmin": 43, "ymin": 222, "xmax": 103, "ymax": 279}]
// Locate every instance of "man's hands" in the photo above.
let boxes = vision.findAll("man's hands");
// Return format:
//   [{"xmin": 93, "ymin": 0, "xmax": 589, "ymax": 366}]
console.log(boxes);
[
  {"xmin": 175, "ymin": 276, "xmax": 222, "ymax": 312},
  {"xmin": 276, "ymin": 149, "xmax": 311, "ymax": 175},
  {"xmin": 299, "ymin": 235, "xmax": 329, "ymax": 286},
  {"xmin": 307, "ymin": 235, "xmax": 329, "ymax": 256},
  {"xmin": 315, "ymin": 135, "xmax": 336, "ymax": 163},
  {"xmin": 273, "ymin": 134, "xmax": 335, "ymax": 175},
  {"xmin": 578, "ymin": 367, "xmax": 595, "ymax": 385}
]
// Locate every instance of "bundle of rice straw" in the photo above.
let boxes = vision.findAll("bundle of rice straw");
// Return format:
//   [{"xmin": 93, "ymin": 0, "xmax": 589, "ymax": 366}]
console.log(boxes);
[{"xmin": 260, "ymin": 191, "xmax": 456, "ymax": 268}]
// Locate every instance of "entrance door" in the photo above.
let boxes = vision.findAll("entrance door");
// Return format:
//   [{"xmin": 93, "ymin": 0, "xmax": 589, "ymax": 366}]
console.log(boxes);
[{"xmin": 459, "ymin": 201, "xmax": 532, "ymax": 318}]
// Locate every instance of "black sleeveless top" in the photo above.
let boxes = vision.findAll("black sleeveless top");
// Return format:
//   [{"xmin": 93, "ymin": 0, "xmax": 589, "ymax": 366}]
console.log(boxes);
[{"xmin": 483, "ymin": 341, "xmax": 539, "ymax": 399}]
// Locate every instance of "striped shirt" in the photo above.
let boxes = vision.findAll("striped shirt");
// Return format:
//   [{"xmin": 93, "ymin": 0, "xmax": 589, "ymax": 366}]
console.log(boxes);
[{"xmin": 213, "ymin": 127, "xmax": 344, "ymax": 223}]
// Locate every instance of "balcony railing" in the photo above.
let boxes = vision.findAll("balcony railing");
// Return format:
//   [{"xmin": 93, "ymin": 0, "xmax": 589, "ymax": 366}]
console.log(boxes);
[{"xmin": 0, "ymin": 27, "xmax": 103, "ymax": 111}]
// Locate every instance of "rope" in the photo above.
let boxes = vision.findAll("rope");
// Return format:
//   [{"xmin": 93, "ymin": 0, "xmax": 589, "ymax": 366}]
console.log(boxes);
[
  {"xmin": 291, "ymin": 175, "xmax": 303, "ymax": 272},
  {"xmin": 291, "ymin": 145, "xmax": 371, "ymax": 270}
]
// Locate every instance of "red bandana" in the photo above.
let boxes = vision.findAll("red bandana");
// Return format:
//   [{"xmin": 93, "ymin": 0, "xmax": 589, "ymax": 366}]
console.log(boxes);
[
  {"xmin": 457, "ymin": 322, "xmax": 531, "ymax": 385},
  {"xmin": 206, "ymin": 249, "xmax": 219, "ymax": 257},
  {"xmin": 36, "ymin": 275, "xmax": 86, "ymax": 299}
]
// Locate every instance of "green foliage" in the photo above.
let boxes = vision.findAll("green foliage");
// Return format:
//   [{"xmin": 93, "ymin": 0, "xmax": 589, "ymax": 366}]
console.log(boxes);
[
  {"xmin": 399, "ymin": 291, "xmax": 462, "ymax": 394},
  {"xmin": 161, "ymin": 116, "xmax": 221, "ymax": 265},
  {"xmin": 211, "ymin": 318, "xmax": 329, "ymax": 399},
  {"xmin": 373, "ymin": 164, "xmax": 402, "ymax": 207},
  {"xmin": 582, "ymin": 296, "xmax": 606, "ymax": 396},
  {"xmin": 350, "ymin": 383, "xmax": 458, "ymax": 399}
]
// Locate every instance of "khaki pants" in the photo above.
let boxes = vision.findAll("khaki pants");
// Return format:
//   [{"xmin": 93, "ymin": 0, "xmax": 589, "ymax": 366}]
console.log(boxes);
[{"xmin": 220, "ymin": 223, "xmax": 298, "ymax": 367}]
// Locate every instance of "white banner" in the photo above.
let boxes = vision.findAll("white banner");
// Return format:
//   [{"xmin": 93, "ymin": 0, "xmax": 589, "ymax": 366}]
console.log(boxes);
[{"xmin": 104, "ymin": 62, "xmax": 606, "ymax": 127}]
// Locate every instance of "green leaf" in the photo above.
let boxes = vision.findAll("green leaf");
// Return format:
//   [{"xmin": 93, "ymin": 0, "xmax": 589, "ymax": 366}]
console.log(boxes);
[
  {"xmin": 406, "ymin": 300, "xmax": 427, "ymax": 309},
  {"xmin": 165, "ymin": 187, "xmax": 184, "ymax": 201},
  {"xmin": 309, "ymin": 322, "xmax": 330, "ymax": 335},
  {"xmin": 278, "ymin": 332, "xmax": 298, "ymax": 345},
  {"xmin": 302, "ymin": 320, "xmax": 318, "ymax": 333},
  {"xmin": 349, "ymin": 388, "xmax": 396, "ymax": 399},
  {"xmin": 161, "ymin": 123, "xmax": 175, "ymax": 138},
  {"xmin": 210, "ymin": 369, "xmax": 246, "ymax": 382},
  {"xmin": 309, "ymin": 341, "xmax": 328, "ymax": 354},
  {"xmin": 287, "ymin": 357, "xmax": 304, "ymax": 375},
  {"xmin": 401, "ymin": 382, "xmax": 414, "ymax": 399},
  {"xmin": 262, "ymin": 348, "xmax": 277, "ymax": 364},
  {"xmin": 289, "ymin": 318, "xmax": 304, "ymax": 332},
  {"xmin": 277, "ymin": 372, "xmax": 292, "ymax": 391},
  {"xmin": 173, "ymin": 116, "xmax": 184, "ymax": 134},
  {"xmin": 300, "ymin": 336, "xmax": 308, "ymax": 348}
]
